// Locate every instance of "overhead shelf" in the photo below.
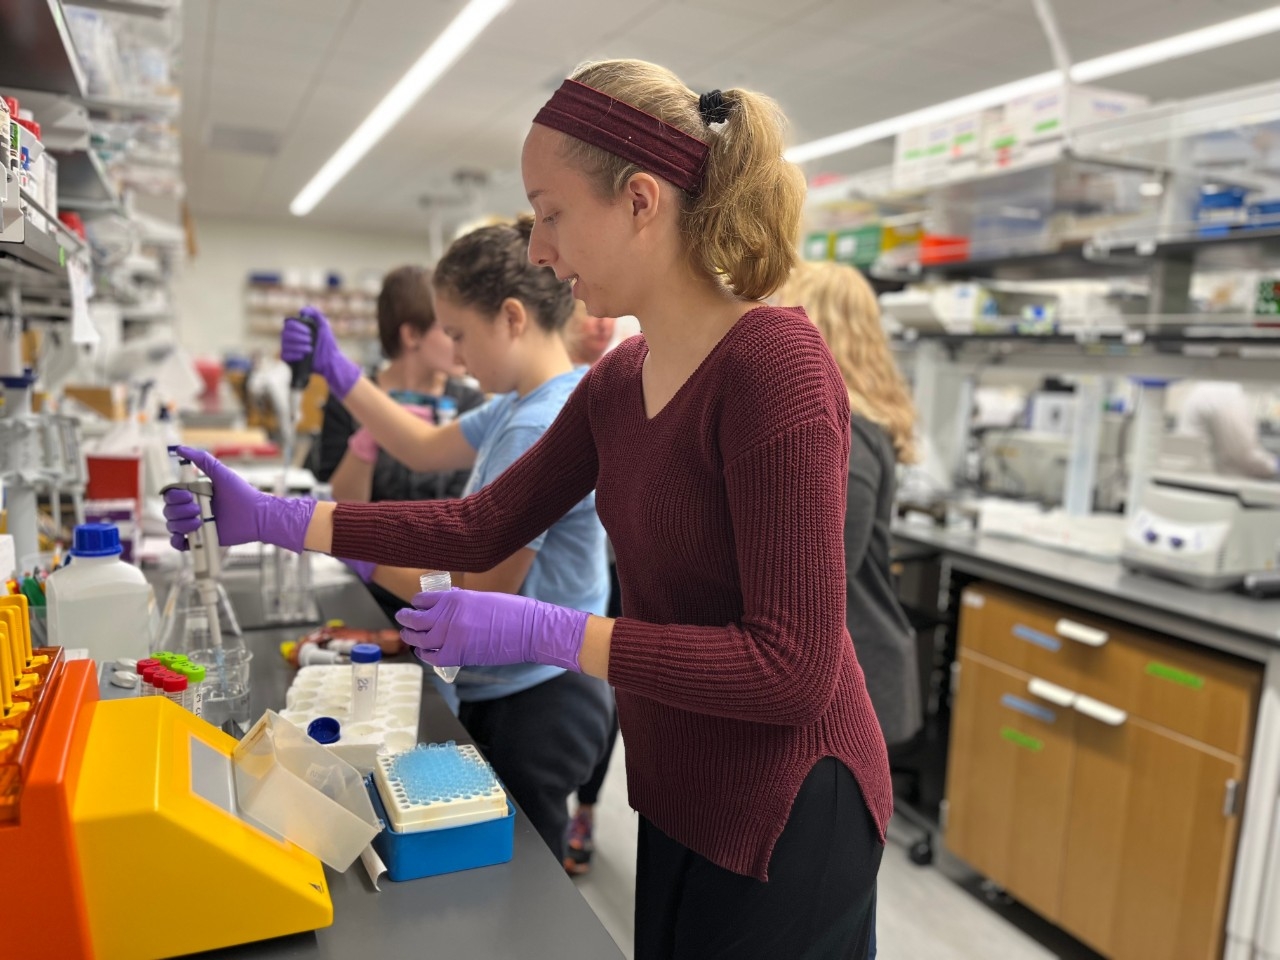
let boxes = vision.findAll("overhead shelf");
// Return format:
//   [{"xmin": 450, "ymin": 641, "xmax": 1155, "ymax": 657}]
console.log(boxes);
[
  {"xmin": 55, "ymin": 148, "xmax": 122, "ymax": 212},
  {"xmin": 82, "ymin": 94, "xmax": 180, "ymax": 119},
  {"xmin": 64, "ymin": 0, "xmax": 172, "ymax": 18},
  {"xmin": 871, "ymin": 244, "xmax": 1152, "ymax": 283},
  {"xmin": 0, "ymin": 0, "xmax": 88, "ymax": 98}
]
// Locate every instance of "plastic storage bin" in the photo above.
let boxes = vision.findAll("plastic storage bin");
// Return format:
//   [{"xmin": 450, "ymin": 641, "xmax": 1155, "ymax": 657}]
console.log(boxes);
[
  {"xmin": 366, "ymin": 777, "xmax": 515, "ymax": 881},
  {"xmin": 233, "ymin": 710, "xmax": 380, "ymax": 871}
]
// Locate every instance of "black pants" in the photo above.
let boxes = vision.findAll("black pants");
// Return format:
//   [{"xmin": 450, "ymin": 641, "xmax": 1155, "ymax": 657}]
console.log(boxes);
[
  {"xmin": 635, "ymin": 758, "xmax": 881, "ymax": 960},
  {"xmin": 459, "ymin": 671, "xmax": 613, "ymax": 862},
  {"xmin": 577, "ymin": 698, "xmax": 619, "ymax": 805}
]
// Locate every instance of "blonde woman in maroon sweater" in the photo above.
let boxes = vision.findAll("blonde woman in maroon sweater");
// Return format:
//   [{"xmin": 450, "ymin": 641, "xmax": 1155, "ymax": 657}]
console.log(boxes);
[{"xmin": 165, "ymin": 59, "xmax": 890, "ymax": 959}]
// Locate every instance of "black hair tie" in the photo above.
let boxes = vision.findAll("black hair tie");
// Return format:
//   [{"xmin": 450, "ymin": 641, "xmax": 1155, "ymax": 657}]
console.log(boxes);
[{"xmin": 698, "ymin": 90, "xmax": 732, "ymax": 126}]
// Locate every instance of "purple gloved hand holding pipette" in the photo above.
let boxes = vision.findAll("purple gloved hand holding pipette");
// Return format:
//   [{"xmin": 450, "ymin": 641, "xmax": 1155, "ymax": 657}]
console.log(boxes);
[
  {"xmin": 280, "ymin": 306, "xmax": 362, "ymax": 401},
  {"xmin": 163, "ymin": 447, "xmax": 316, "ymax": 553}
]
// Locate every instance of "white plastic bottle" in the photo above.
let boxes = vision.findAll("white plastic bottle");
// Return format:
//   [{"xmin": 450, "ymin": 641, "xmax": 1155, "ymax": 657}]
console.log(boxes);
[
  {"xmin": 47, "ymin": 524, "xmax": 157, "ymax": 665},
  {"xmin": 419, "ymin": 572, "xmax": 459, "ymax": 683}
]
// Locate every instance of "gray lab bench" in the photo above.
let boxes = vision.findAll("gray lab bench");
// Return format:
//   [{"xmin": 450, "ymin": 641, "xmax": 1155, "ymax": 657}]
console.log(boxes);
[
  {"xmin": 892, "ymin": 523, "xmax": 1280, "ymax": 657},
  {"xmin": 190, "ymin": 569, "xmax": 624, "ymax": 960},
  {"xmin": 891, "ymin": 522, "xmax": 1280, "ymax": 960}
]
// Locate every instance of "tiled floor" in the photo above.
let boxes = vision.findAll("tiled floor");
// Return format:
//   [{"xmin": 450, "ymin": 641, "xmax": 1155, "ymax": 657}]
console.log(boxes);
[{"xmin": 572, "ymin": 739, "xmax": 1101, "ymax": 960}]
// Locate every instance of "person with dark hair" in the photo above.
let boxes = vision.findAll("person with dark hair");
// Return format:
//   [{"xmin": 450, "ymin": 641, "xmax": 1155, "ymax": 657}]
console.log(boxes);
[
  {"xmin": 167, "ymin": 61, "xmax": 885, "ymax": 959},
  {"xmin": 308, "ymin": 221, "xmax": 612, "ymax": 864},
  {"xmin": 308, "ymin": 265, "xmax": 483, "ymax": 628}
]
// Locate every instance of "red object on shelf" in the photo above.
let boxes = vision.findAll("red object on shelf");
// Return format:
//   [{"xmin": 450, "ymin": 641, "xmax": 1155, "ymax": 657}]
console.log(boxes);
[
  {"xmin": 85, "ymin": 455, "xmax": 144, "ymax": 506},
  {"xmin": 921, "ymin": 234, "xmax": 971, "ymax": 265},
  {"xmin": 59, "ymin": 211, "xmax": 87, "ymax": 240},
  {"xmin": 15, "ymin": 117, "xmax": 41, "ymax": 140}
]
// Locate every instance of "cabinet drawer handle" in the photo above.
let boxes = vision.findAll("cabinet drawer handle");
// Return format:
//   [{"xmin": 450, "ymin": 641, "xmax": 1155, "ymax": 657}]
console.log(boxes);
[
  {"xmin": 1028, "ymin": 677, "xmax": 1077, "ymax": 708},
  {"xmin": 1055, "ymin": 619, "xmax": 1109, "ymax": 647},
  {"xmin": 1074, "ymin": 695, "xmax": 1128, "ymax": 726}
]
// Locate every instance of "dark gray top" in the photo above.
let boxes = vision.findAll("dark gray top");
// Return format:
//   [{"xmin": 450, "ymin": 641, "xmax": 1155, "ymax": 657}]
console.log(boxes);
[
  {"xmin": 310, "ymin": 375, "xmax": 484, "ymax": 502},
  {"xmin": 189, "ymin": 573, "xmax": 623, "ymax": 960},
  {"xmin": 846, "ymin": 415, "xmax": 922, "ymax": 746}
]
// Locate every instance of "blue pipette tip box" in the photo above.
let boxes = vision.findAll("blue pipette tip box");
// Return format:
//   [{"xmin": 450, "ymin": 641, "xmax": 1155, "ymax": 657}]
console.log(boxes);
[
  {"xmin": 366, "ymin": 743, "xmax": 514, "ymax": 881},
  {"xmin": 366, "ymin": 778, "xmax": 514, "ymax": 882}
]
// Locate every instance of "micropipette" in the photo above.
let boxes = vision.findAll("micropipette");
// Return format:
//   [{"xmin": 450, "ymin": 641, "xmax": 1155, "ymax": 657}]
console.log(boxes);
[{"xmin": 161, "ymin": 451, "xmax": 225, "ymax": 685}]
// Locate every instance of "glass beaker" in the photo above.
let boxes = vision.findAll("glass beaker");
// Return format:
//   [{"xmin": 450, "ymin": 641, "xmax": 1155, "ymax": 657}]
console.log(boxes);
[{"xmin": 158, "ymin": 555, "xmax": 252, "ymax": 735}]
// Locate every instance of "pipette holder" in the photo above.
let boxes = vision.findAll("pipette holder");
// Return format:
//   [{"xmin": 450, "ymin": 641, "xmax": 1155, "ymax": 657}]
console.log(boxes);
[{"xmin": 261, "ymin": 544, "xmax": 321, "ymax": 625}]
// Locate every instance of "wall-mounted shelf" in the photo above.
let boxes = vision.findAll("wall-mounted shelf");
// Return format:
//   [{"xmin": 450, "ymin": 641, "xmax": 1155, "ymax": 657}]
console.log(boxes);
[
  {"xmin": 0, "ymin": 0, "xmax": 88, "ymax": 98},
  {"xmin": 55, "ymin": 148, "xmax": 122, "ymax": 212},
  {"xmin": 82, "ymin": 94, "xmax": 180, "ymax": 119},
  {"xmin": 65, "ymin": 0, "xmax": 173, "ymax": 18}
]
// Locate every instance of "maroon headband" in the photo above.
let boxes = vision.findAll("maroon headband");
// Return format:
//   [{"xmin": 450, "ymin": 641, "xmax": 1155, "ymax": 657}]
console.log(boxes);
[{"xmin": 533, "ymin": 79, "xmax": 710, "ymax": 194}]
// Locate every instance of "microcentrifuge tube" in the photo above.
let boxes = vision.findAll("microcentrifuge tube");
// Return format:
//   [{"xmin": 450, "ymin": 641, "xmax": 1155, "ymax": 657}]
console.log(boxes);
[{"xmin": 418, "ymin": 572, "xmax": 459, "ymax": 683}]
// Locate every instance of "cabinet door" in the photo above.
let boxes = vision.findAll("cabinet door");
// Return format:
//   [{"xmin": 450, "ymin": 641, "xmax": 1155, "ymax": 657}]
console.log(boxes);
[
  {"xmin": 1059, "ymin": 707, "xmax": 1243, "ymax": 960},
  {"xmin": 945, "ymin": 651, "xmax": 1076, "ymax": 920}
]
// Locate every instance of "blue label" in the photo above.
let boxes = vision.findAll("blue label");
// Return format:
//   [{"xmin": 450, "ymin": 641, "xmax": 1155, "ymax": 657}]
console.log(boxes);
[
  {"xmin": 1001, "ymin": 694, "xmax": 1056, "ymax": 724},
  {"xmin": 1013, "ymin": 624, "xmax": 1061, "ymax": 652}
]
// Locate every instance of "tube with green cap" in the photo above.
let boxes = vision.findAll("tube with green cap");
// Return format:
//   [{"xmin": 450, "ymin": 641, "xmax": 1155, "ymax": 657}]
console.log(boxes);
[{"xmin": 175, "ymin": 662, "xmax": 206, "ymax": 716}]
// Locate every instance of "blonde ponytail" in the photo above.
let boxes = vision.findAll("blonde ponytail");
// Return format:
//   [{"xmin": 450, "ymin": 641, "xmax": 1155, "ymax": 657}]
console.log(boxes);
[{"xmin": 562, "ymin": 60, "xmax": 805, "ymax": 302}]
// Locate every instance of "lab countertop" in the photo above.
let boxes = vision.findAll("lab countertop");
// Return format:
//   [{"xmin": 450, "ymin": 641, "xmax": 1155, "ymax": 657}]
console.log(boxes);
[
  {"xmin": 893, "ymin": 523, "xmax": 1280, "ymax": 661},
  {"xmin": 190, "ymin": 571, "xmax": 624, "ymax": 960}
]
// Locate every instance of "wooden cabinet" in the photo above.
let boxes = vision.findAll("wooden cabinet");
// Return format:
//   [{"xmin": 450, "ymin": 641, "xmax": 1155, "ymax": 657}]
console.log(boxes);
[
  {"xmin": 946, "ymin": 583, "xmax": 1261, "ymax": 960},
  {"xmin": 946, "ymin": 651, "xmax": 1076, "ymax": 920},
  {"xmin": 1060, "ymin": 717, "xmax": 1243, "ymax": 960}
]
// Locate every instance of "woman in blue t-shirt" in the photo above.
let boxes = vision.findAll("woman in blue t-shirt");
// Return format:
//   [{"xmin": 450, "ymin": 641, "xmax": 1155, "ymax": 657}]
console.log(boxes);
[{"xmin": 305, "ymin": 218, "xmax": 613, "ymax": 863}]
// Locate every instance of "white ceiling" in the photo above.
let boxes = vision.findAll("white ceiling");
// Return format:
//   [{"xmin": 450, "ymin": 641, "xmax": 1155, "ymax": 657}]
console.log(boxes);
[{"xmin": 179, "ymin": 0, "xmax": 1280, "ymax": 235}]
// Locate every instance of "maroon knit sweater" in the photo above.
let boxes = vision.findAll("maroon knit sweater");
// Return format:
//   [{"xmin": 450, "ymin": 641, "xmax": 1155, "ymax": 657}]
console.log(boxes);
[{"xmin": 332, "ymin": 306, "xmax": 892, "ymax": 880}]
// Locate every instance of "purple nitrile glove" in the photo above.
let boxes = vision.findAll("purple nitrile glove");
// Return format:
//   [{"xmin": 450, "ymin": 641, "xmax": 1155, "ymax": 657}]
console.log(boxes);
[
  {"xmin": 281, "ymin": 306, "xmax": 362, "ymax": 401},
  {"xmin": 396, "ymin": 589, "xmax": 590, "ymax": 672},
  {"xmin": 340, "ymin": 556, "xmax": 376, "ymax": 583},
  {"xmin": 162, "ymin": 446, "xmax": 317, "ymax": 553}
]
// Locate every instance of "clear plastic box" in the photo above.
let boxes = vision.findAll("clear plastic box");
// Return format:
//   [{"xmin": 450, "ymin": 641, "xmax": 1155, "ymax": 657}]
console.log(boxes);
[{"xmin": 233, "ymin": 710, "xmax": 380, "ymax": 871}]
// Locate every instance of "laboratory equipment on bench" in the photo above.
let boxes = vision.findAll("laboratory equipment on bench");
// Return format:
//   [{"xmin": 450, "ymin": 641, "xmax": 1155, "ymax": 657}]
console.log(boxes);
[
  {"xmin": 7, "ymin": 641, "xmax": 341, "ymax": 959},
  {"xmin": 45, "ymin": 523, "xmax": 157, "ymax": 664},
  {"xmin": 420, "ymin": 571, "xmax": 459, "ymax": 683},
  {"xmin": 367, "ymin": 741, "xmax": 515, "ymax": 881},
  {"xmin": 1122, "ymin": 471, "xmax": 1280, "ymax": 589},
  {"xmin": 280, "ymin": 662, "xmax": 423, "ymax": 773},
  {"xmin": 160, "ymin": 452, "xmax": 252, "ymax": 735},
  {"xmin": 281, "ymin": 620, "xmax": 404, "ymax": 667}
]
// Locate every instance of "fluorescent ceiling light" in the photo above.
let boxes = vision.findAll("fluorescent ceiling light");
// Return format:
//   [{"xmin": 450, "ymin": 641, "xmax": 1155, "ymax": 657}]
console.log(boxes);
[
  {"xmin": 1071, "ymin": 6, "xmax": 1280, "ymax": 82},
  {"xmin": 290, "ymin": 0, "xmax": 511, "ymax": 216},
  {"xmin": 786, "ymin": 5, "xmax": 1280, "ymax": 164}
]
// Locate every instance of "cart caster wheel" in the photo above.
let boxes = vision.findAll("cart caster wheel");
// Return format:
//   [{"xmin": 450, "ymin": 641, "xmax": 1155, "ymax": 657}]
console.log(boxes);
[{"xmin": 909, "ymin": 839, "xmax": 934, "ymax": 866}]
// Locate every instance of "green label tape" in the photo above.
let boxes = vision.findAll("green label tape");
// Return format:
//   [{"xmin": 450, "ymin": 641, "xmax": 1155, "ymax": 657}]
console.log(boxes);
[
  {"xmin": 1145, "ymin": 662, "xmax": 1205, "ymax": 690},
  {"xmin": 59, "ymin": 247, "xmax": 66, "ymax": 267},
  {"xmin": 1034, "ymin": 119, "xmax": 1061, "ymax": 133},
  {"xmin": 1000, "ymin": 726, "xmax": 1044, "ymax": 752}
]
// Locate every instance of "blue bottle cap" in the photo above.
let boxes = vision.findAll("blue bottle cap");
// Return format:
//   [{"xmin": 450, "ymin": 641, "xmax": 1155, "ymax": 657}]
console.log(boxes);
[
  {"xmin": 351, "ymin": 643, "xmax": 382, "ymax": 664},
  {"xmin": 71, "ymin": 523, "xmax": 123, "ymax": 558},
  {"xmin": 307, "ymin": 717, "xmax": 341, "ymax": 745}
]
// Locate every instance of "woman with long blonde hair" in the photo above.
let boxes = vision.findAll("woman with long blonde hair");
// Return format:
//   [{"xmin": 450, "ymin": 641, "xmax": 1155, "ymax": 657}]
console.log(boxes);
[{"xmin": 778, "ymin": 260, "xmax": 922, "ymax": 748}]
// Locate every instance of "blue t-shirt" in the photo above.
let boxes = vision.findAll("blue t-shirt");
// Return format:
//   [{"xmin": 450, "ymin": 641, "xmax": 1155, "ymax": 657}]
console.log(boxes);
[{"xmin": 452, "ymin": 366, "xmax": 609, "ymax": 701}]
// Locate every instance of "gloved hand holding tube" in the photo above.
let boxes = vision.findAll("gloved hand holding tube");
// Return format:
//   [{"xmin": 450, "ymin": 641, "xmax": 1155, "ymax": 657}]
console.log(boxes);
[
  {"xmin": 280, "ymin": 306, "xmax": 362, "ymax": 401},
  {"xmin": 162, "ymin": 447, "xmax": 317, "ymax": 554},
  {"xmin": 395, "ymin": 589, "xmax": 589, "ymax": 673}
]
